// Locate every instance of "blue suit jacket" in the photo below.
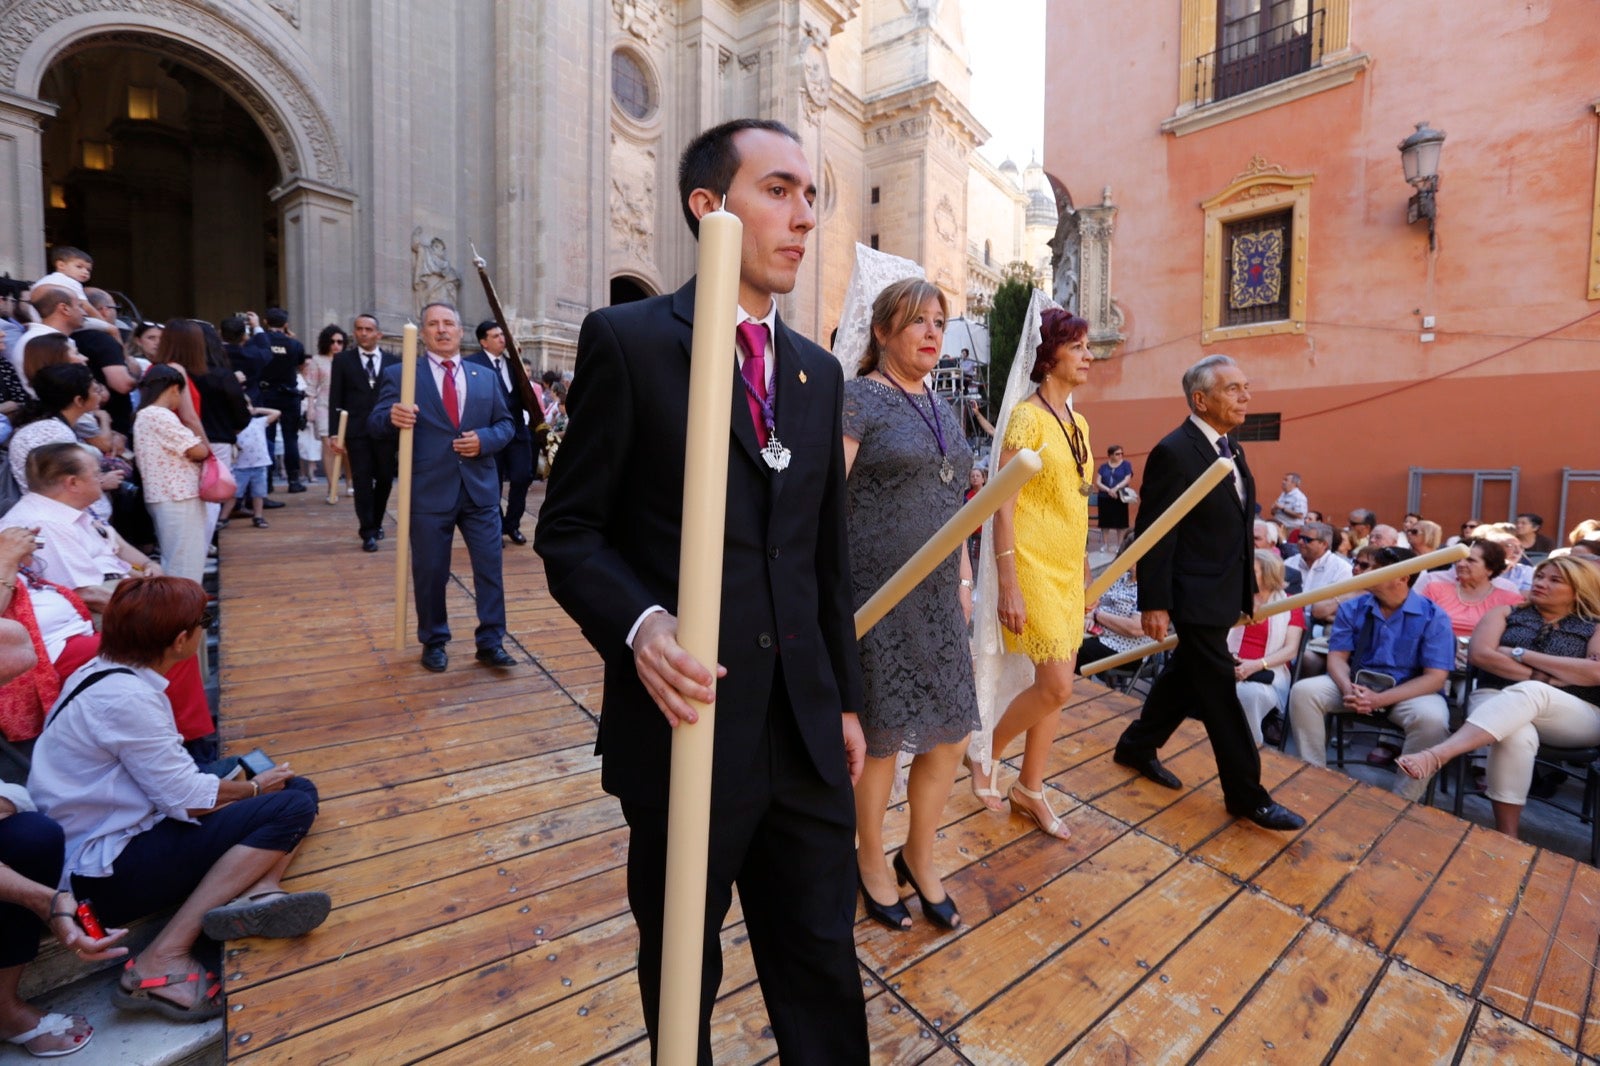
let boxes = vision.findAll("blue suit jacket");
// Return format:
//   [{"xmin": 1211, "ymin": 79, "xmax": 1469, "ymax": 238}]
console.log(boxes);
[{"xmin": 369, "ymin": 355, "xmax": 515, "ymax": 514}]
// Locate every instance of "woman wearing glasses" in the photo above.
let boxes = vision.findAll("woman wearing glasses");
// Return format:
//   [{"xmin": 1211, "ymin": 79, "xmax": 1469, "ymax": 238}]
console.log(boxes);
[
  {"xmin": 28, "ymin": 579, "xmax": 328, "ymax": 1021},
  {"xmin": 1094, "ymin": 445, "xmax": 1134, "ymax": 552}
]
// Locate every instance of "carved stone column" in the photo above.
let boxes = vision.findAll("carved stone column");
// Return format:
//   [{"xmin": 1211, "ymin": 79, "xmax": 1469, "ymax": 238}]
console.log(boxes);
[
  {"xmin": 270, "ymin": 177, "xmax": 357, "ymax": 331},
  {"xmin": 0, "ymin": 88, "xmax": 56, "ymax": 280},
  {"xmin": 1076, "ymin": 188, "xmax": 1125, "ymax": 359}
]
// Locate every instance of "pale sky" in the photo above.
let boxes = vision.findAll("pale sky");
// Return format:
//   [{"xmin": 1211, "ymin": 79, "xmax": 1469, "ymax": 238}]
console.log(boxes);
[{"xmin": 962, "ymin": 0, "xmax": 1046, "ymax": 168}]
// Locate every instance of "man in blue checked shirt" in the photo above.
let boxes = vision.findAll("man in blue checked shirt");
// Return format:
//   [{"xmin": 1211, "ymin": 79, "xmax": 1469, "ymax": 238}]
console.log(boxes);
[{"xmin": 1288, "ymin": 546, "xmax": 1456, "ymax": 801}]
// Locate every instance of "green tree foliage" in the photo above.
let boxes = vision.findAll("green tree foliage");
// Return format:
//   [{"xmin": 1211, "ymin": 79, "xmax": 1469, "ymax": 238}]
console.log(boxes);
[{"xmin": 985, "ymin": 266, "xmax": 1037, "ymax": 421}]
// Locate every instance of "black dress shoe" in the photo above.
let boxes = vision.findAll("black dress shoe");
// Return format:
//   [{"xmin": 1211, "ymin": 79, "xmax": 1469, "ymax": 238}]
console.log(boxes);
[
  {"xmin": 505, "ymin": 529, "xmax": 527, "ymax": 546},
  {"xmin": 375, "ymin": 529, "xmax": 386, "ymax": 540},
  {"xmin": 262, "ymin": 498, "xmax": 286, "ymax": 510},
  {"xmin": 475, "ymin": 646, "xmax": 516, "ymax": 668},
  {"xmin": 420, "ymin": 645, "xmax": 448, "ymax": 672},
  {"xmin": 362, "ymin": 536, "xmax": 379, "ymax": 553},
  {"xmin": 1229, "ymin": 802, "xmax": 1306, "ymax": 831},
  {"xmin": 1113, "ymin": 747, "xmax": 1183, "ymax": 789},
  {"xmin": 287, "ymin": 481, "xmax": 307, "ymax": 493}
]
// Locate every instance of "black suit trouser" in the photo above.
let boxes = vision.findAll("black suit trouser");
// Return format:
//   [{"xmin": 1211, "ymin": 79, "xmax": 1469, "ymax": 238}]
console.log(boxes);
[
  {"xmin": 345, "ymin": 434, "xmax": 397, "ymax": 538},
  {"xmin": 620, "ymin": 673, "xmax": 867, "ymax": 1066},
  {"xmin": 260, "ymin": 387, "xmax": 303, "ymax": 480},
  {"xmin": 496, "ymin": 428, "xmax": 535, "ymax": 534},
  {"xmin": 1117, "ymin": 623, "xmax": 1273, "ymax": 812}
]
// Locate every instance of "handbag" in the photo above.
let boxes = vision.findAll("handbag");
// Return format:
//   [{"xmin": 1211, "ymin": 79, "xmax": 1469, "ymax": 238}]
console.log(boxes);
[
  {"xmin": 198, "ymin": 452, "xmax": 237, "ymax": 503},
  {"xmin": 1118, "ymin": 486, "xmax": 1139, "ymax": 503}
]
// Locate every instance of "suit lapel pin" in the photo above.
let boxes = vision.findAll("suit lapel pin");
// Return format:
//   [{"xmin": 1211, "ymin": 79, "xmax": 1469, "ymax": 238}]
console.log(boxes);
[{"xmin": 798, "ymin": 370, "xmax": 807, "ymax": 384}]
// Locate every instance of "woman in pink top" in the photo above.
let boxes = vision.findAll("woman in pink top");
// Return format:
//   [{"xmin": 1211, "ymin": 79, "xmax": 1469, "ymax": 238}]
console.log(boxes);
[
  {"xmin": 134, "ymin": 366, "xmax": 211, "ymax": 583},
  {"xmin": 1422, "ymin": 537, "xmax": 1524, "ymax": 639}
]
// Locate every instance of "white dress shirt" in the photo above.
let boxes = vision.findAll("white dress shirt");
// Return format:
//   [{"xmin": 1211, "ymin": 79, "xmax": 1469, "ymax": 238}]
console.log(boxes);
[
  {"xmin": 426, "ymin": 352, "xmax": 468, "ymax": 423},
  {"xmin": 2, "ymin": 492, "xmax": 128, "ymax": 589}
]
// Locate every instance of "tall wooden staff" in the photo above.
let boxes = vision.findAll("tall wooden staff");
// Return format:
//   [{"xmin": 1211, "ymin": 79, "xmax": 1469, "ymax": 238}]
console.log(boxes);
[
  {"xmin": 325, "ymin": 410, "xmax": 348, "ymax": 505},
  {"xmin": 1079, "ymin": 544, "xmax": 1470, "ymax": 677},
  {"xmin": 392, "ymin": 324, "xmax": 418, "ymax": 651},
  {"xmin": 469, "ymin": 242, "xmax": 542, "ymax": 418},
  {"xmin": 657, "ymin": 207, "xmax": 744, "ymax": 1065}
]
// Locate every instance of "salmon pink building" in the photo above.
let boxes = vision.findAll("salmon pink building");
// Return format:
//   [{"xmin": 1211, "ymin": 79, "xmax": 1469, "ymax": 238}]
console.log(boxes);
[{"xmin": 1044, "ymin": 0, "xmax": 1600, "ymax": 536}]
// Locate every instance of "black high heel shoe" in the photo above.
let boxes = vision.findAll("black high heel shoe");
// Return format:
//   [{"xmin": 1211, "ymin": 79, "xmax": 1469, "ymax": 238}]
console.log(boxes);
[
  {"xmin": 893, "ymin": 852, "xmax": 961, "ymax": 930},
  {"xmin": 858, "ymin": 872, "xmax": 912, "ymax": 931}
]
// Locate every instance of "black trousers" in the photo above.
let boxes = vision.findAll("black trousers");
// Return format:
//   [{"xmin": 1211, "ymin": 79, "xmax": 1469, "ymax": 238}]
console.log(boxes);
[
  {"xmin": 1116, "ymin": 623, "xmax": 1273, "ymax": 812},
  {"xmin": 496, "ymin": 429, "xmax": 535, "ymax": 535},
  {"xmin": 620, "ymin": 680, "xmax": 867, "ymax": 1066},
  {"xmin": 345, "ymin": 434, "xmax": 397, "ymax": 539},
  {"xmin": 0, "ymin": 812, "xmax": 63, "ymax": 967}
]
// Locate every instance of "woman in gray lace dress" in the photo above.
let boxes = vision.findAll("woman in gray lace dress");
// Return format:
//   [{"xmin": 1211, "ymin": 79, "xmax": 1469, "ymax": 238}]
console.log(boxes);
[{"xmin": 843, "ymin": 278, "xmax": 979, "ymax": 933}]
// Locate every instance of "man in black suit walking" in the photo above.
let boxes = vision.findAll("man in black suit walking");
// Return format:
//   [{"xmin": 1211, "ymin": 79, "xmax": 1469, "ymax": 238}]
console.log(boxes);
[
  {"xmin": 535, "ymin": 119, "xmax": 868, "ymax": 1064},
  {"xmin": 1113, "ymin": 354, "xmax": 1305, "ymax": 831},
  {"xmin": 466, "ymin": 321, "xmax": 535, "ymax": 545},
  {"xmin": 328, "ymin": 313, "xmax": 398, "ymax": 551}
]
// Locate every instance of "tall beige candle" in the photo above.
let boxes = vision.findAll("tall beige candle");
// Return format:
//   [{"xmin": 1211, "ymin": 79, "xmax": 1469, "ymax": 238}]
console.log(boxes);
[
  {"xmin": 1083, "ymin": 456, "xmax": 1233, "ymax": 606},
  {"xmin": 1079, "ymin": 544, "xmax": 1470, "ymax": 676},
  {"xmin": 657, "ymin": 207, "xmax": 743, "ymax": 1066},
  {"xmin": 326, "ymin": 410, "xmax": 349, "ymax": 505},
  {"xmin": 855, "ymin": 448, "xmax": 1043, "ymax": 638},
  {"xmin": 392, "ymin": 324, "xmax": 418, "ymax": 651}
]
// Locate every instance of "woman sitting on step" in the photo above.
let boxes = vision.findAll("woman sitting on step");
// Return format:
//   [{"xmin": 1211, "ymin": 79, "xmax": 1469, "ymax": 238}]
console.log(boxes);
[{"xmin": 27, "ymin": 578, "xmax": 331, "ymax": 1022}]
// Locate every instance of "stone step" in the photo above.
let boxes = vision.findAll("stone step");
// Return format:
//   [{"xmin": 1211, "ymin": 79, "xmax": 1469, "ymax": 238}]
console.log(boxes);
[{"xmin": 16, "ymin": 967, "xmax": 222, "ymax": 1065}]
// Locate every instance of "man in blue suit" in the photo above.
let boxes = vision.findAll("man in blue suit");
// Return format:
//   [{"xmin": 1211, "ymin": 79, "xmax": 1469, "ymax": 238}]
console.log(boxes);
[{"xmin": 371, "ymin": 302, "xmax": 517, "ymax": 672}]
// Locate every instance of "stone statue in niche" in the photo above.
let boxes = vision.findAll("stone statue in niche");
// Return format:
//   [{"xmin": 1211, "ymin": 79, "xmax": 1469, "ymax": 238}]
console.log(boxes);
[{"xmin": 411, "ymin": 226, "xmax": 462, "ymax": 313}]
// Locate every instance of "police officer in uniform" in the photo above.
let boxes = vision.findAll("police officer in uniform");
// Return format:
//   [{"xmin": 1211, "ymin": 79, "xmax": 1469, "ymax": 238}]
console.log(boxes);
[{"xmin": 246, "ymin": 307, "xmax": 308, "ymax": 493}]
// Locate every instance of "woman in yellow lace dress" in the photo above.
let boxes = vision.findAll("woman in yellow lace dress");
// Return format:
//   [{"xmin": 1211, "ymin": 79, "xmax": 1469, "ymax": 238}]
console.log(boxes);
[{"xmin": 970, "ymin": 307, "xmax": 1093, "ymax": 840}]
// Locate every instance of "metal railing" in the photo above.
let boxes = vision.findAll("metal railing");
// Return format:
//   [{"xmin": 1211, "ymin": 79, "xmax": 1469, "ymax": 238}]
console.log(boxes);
[{"xmin": 1193, "ymin": 7, "xmax": 1325, "ymax": 107}]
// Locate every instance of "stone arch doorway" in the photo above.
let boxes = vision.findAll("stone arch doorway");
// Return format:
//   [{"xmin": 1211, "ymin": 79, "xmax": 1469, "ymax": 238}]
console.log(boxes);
[
  {"xmin": 609, "ymin": 275, "xmax": 656, "ymax": 306},
  {"xmin": 0, "ymin": 5, "xmax": 356, "ymax": 328},
  {"xmin": 39, "ymin": 45, "xmax": 281, "ymax": 323}
]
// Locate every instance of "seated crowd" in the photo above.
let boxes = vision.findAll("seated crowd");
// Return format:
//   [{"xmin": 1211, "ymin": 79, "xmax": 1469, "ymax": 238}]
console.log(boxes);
[{"xmin": 0, "ymin": 252, "xmax": 338, "ymax": 1055}]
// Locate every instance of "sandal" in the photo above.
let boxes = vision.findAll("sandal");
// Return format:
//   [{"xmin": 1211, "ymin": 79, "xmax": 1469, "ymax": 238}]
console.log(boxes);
[
  {"xmin": 201, "ymin": 889, "xmax": 331, "ymax": 941},
  {"xmin": 1009, "ymin": 782, "xmax": 1072, "ymax": 840},
  {"xmin": 252, "ymin": 517, "xmax": 269, "ymax": 528},
  {"xmin": 1396, "ymin": 747, "xmax": 1442, "ymax": 781},
  {"xmin": 4, "ymin": 1013, "xmax": 93, "ymax": 1058},
  {"xmin": 112, "ymin": 959, "xmax": 223, "ymax": 1022},
  {"xmin": 965, "ymin": 755, "xmax": 1005, "ymax": 812}
]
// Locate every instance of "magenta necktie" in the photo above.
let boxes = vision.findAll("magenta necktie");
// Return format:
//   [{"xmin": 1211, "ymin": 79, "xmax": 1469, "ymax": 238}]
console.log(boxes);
[
  {"xmin": 736, "ymin": 322, "xmax": 769, "ymax": 446},
  {"xmin": 440, "ymin": 360, "xmax": 461, "ymax": 429}
]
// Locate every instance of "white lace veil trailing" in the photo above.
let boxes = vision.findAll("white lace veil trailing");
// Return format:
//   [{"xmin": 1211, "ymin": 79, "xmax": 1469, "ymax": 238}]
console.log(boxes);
[
  {"xmin": 831, "ymin": 243, "xmax": 926, "ymax": 377},
  {"xmin": 967, "ymin": 288, "xmax": 1062, "ymax": 774}
]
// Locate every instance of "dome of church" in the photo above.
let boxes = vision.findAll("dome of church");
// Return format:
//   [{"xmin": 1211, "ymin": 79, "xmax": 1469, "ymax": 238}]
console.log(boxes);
[{"xmin": 1026, "ymin": 186, "xmax": 1057, "ymax": 227}]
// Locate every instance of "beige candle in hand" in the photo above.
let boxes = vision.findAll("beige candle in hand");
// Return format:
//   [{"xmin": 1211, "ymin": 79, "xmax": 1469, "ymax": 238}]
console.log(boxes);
[
  {"xmin": 326, "ymin": 410, "xmax": 349, "ymax": 505},
  {"xmin": 657, "ymin": 207, "xmax": 743, "ymax": 1066},
  {"xmin": 855, "ymin": 448, "xmax": 1043, "ymax": 638},
  {"xmin": 1084, "ymin": 456, "xmax": 1233, "ymax": 605},
  {"xmin": 392, "ymin": 323, "xmax": 418, "ymax": 651}
]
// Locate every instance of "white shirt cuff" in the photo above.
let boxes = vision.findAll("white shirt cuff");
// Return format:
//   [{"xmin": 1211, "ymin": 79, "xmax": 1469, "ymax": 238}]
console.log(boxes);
[{"xmin": 626, "ymin": 605, "xmax": 666, "ymax": 649}]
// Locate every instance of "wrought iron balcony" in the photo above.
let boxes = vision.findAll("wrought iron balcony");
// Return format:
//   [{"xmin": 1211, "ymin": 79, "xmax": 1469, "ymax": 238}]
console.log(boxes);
[{"xmin": 1194, "ymin": 7, "xmax": 1325, "ymax": 107}]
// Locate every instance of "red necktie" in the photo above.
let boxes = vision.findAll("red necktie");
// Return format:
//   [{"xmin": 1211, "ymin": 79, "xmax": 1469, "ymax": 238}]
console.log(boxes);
[
  {"xmin": 736, "ymin": 321, "xmax": 768, "ymax": 446},
  {"xmin": 440, "ymin": 359, "xmax": 461, "ymax": 429}
]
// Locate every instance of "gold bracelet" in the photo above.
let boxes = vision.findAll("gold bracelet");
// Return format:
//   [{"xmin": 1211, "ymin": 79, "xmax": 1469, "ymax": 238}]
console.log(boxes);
[
  {"xmin": 996, "ymin": 549, "xmax": 1015, "ymax": 558},
  {"xmin": 250, "ymin": 779, "xmax": 260, "ymax": 797}
]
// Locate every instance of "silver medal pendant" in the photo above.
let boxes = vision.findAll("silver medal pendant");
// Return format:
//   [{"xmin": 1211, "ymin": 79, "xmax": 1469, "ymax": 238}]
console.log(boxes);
[
  {"xmin": 940, "ymin": 457, "xmax": 954, "ymax": 484},
  {"xmin": 762, "ymin": 437, "xmax": 792, "ymax": 471}
]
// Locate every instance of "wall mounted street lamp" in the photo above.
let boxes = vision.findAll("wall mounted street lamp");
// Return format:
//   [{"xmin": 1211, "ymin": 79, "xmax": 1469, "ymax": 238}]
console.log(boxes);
[{"xmin": 1399, "ymin": 121, "xmax": 1446, "ymax": 249}]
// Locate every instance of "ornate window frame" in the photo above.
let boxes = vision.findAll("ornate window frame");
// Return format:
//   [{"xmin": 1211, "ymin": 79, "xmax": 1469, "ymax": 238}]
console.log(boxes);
[
  {"xmin": 1589, "ymin": 98, "xmax": 1600, "ymax": 301},
  {"xmin": 1200, "ymin": 157, "xmax": 1311, "ymax": 344},
  {"xmin": 609, "ymin": 45, "xmax": 661, "ymax": 132}
]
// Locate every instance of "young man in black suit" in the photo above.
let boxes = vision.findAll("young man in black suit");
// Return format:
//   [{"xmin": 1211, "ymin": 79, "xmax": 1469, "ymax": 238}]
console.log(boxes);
[
  {"xmin": 1113, "ymin": 354, "xmax": 1305, "ymax": 831},
  {"xmin": 466, "ymin": 321, "xmax": 535, "ymax": 545},
  {"xmin": 536, "ymin": 119, "xmax": 868, "ymax": 1064},
  {"xmin": 328, "ymin": 313, "xmax": 398, "ymax": 551}
]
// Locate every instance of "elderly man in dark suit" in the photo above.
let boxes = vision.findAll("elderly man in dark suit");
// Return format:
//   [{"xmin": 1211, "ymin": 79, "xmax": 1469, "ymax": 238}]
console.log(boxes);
[
  {"xmin": 536, "ymin": 119, "xmax": 868, "ymax": 1065},
  {"xmin": 330, "ymin": 313, "xmax": 399, "ymax": 551},
  {"xmin": 371, "ymin": 302, "xmax": 516, "ymax": 672},
  {"xmin": 1113, "ymin": 354, "xmax": 1305, "ymax": 830}
]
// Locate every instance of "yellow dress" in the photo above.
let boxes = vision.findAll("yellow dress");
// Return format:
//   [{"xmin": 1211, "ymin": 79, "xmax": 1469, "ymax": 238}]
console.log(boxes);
[{"xmin": 1001, "ymin": 402, "xmax": 1090, "ymax": 662}]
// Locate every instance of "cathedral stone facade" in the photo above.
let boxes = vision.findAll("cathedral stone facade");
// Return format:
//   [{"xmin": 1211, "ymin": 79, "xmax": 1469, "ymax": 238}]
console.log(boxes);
[{"xmin": 0, "ymin": 0, "xmax": 1028, "ymax": 371}]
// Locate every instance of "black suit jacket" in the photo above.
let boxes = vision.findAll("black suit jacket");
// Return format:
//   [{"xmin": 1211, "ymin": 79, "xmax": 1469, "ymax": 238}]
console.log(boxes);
[
  {"xmin": 464, "ymin": 352, "xmax": 532, "ymax": 442},
  {"xmin": 535, "ymin": 279, "xmax": 863, "ymax": 807},
  {"xmin": 328, "ymin": 349, "xmax": 398, "ymax": 440},
  {"xmin": 1135, "ymin": 417, "xmax": 1256, "ymax": 628}
]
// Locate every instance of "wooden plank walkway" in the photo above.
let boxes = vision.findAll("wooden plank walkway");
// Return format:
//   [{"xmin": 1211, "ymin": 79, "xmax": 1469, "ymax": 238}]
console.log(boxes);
[{"xmin": 217, "ymin": 488, "xmax": 1600, "ymax": 1064}]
